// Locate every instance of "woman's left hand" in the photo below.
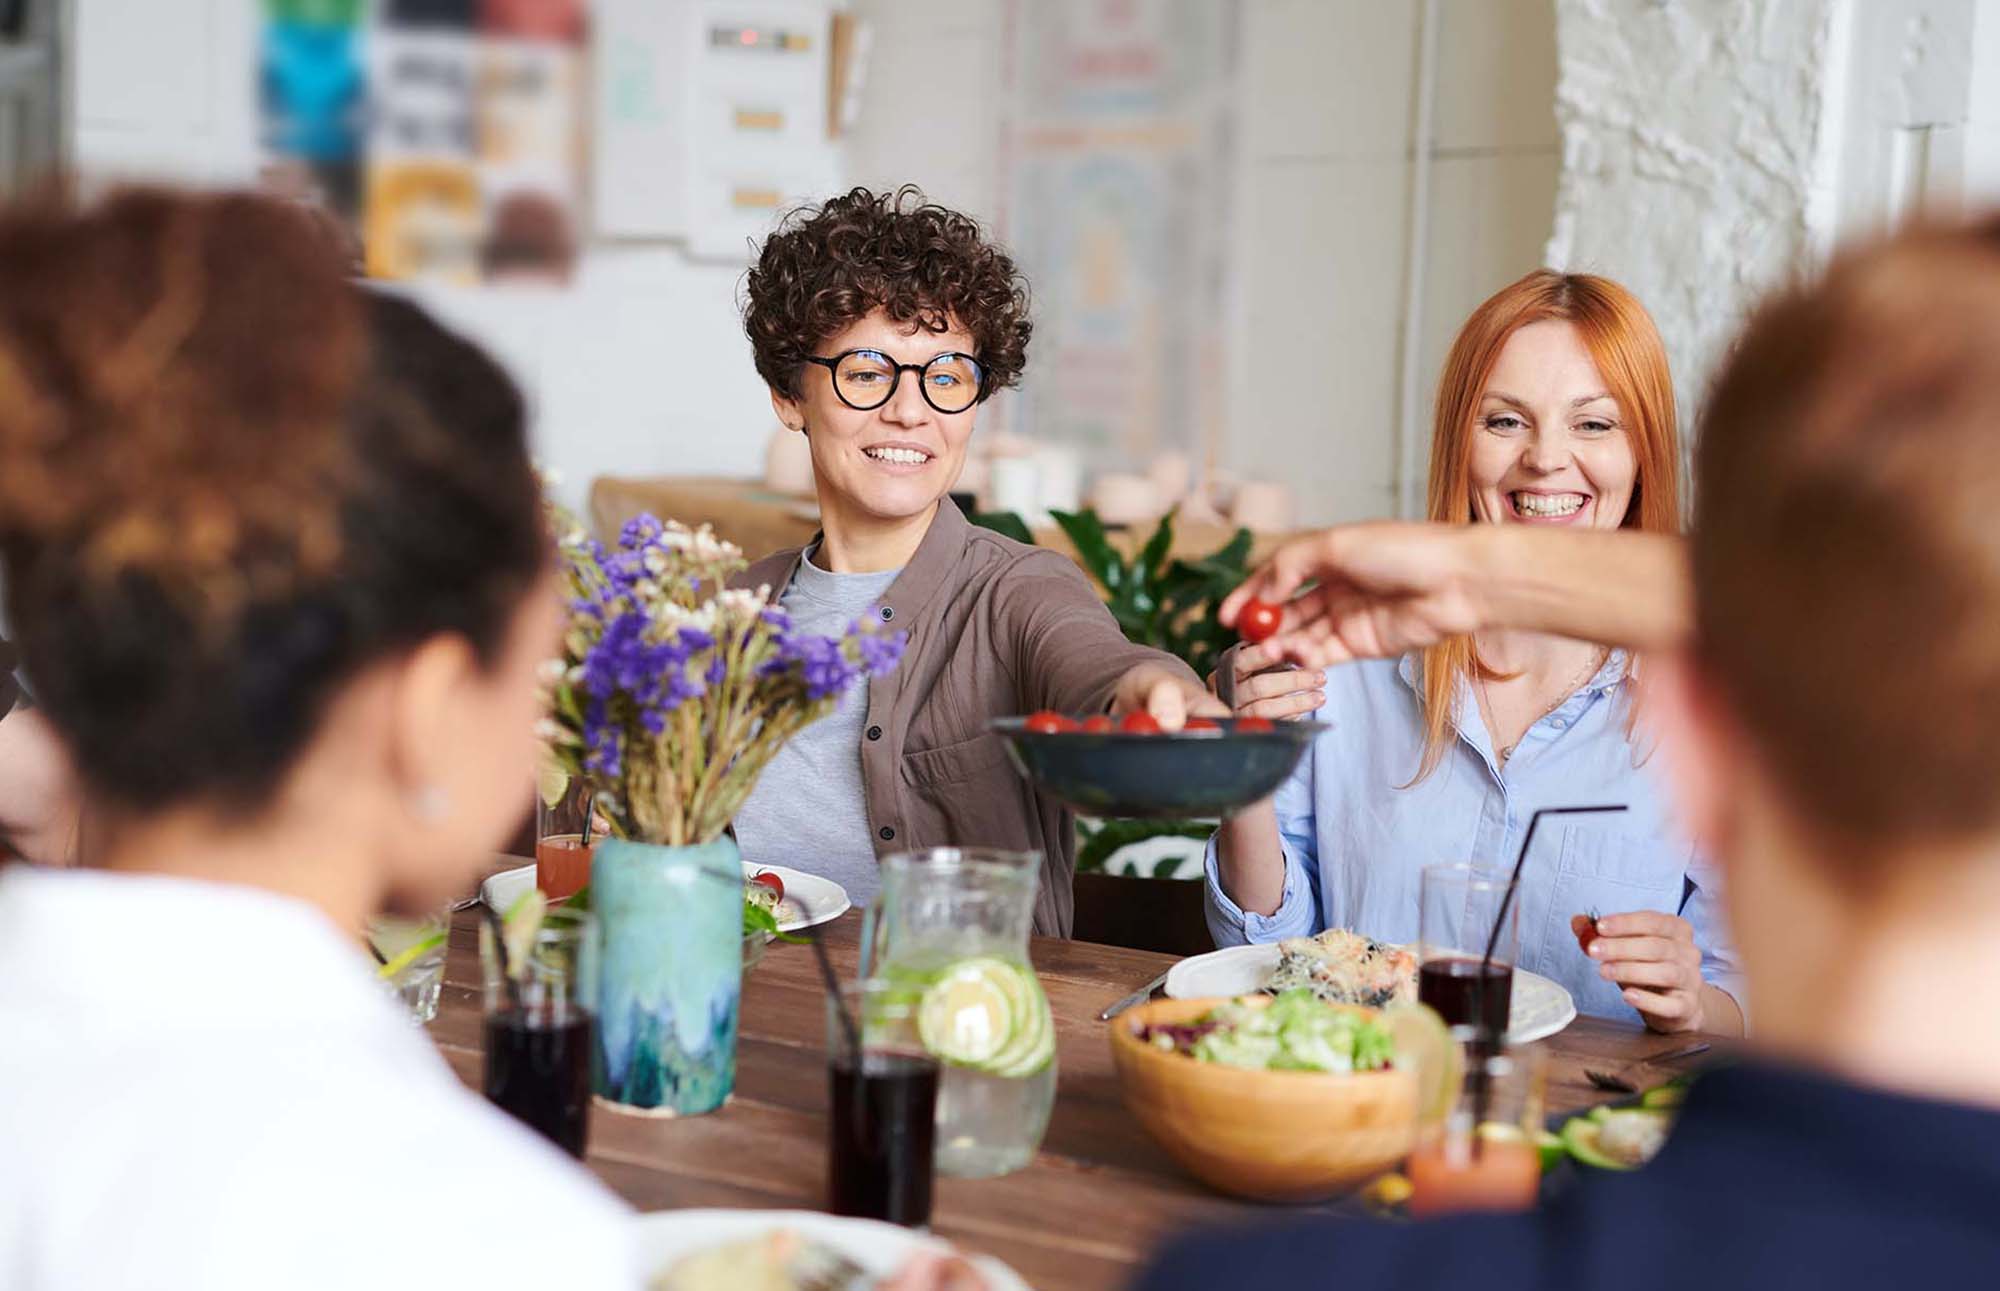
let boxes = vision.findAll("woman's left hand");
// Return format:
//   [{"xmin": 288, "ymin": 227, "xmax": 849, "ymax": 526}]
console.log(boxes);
[
  {"xmin": 1108, "ymin": 663, "xmax": 1231, "ymax": 731},
  {"xmin": 1586, "ymin": 910, "xmax": 1708, "ymax": 1034}
]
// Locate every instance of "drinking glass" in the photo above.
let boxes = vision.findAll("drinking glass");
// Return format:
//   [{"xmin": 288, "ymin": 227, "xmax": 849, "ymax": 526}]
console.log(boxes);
[
  {"xmin": 479, "ymin": 906, "xmax": 600, "ymax": 1158},
  {"xmin": 535, "ymin": 776, "xmax": 599, "ymax": 901},
  {"xmin": 1407, "ymin": 1033, "xmax": 1547, "ymax": 1217},
  {"xmin": 826, "ymin": 979, "xmax": 940, "ymax": 1228},
  {"xmin": 1416, "ymin": 863, "xmax": 1519, "ymax": 1037},
  {"xmin": 366, "ymin": 911, "xmax": 449, "ymax": 1025}
]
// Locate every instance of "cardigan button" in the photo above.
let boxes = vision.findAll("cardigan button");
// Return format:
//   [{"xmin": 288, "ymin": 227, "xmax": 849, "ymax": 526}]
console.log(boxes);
[
  {"xmin": 879, "ymin": 825, "xmax": 896, "ymax": 841},
  {"xmin": 880, "ymin": 605, "xmax": 895, "ymax": 622},
  {"xmin": 866, "ymin": 725, "xmax": 882, "ymax": 741}
]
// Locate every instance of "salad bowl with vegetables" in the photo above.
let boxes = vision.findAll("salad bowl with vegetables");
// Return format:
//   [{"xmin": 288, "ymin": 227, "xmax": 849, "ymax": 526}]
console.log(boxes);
[{"xmin": 1109, "ymin": 992, "xmax": 1444, "ymax": 1201}]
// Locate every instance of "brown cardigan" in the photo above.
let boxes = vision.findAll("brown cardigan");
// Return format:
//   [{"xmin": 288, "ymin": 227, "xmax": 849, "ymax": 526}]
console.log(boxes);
[{"xmin": 733, "ymin": 503, "xmax": 1198, "ymax": 936}]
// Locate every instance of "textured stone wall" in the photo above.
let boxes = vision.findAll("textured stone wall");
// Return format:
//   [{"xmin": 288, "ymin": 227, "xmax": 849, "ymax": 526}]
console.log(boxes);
[{"xmin": 1544, "ymin": 0, "xmax": 1845, "ymax": 437}]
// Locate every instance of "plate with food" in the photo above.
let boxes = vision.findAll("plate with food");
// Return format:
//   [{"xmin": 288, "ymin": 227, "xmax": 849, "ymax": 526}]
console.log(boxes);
[
  {"xmin": 1163, "ymin": 928, "xmax": 1576, "ymax": 1044},
  {"xmin": 639, "ymin": 1210, "xmax": 1027, "ymax": 1291},
  {"xmin": 481, "ymin": 861, "xmax": 850, "ymax": 934},
  {"xmin": 990, "ymin": 714, "xmax": 1327, "ymax": 819}
]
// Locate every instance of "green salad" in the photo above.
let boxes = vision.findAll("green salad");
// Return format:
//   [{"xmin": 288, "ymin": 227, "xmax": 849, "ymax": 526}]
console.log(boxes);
[{"xmin": 1140, "ymin": 989, "xmax": 1396, "ymax": 1073}]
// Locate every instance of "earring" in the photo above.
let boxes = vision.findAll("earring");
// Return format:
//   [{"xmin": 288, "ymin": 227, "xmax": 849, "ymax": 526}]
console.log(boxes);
[{"xmin": 410, "ymin": 785, "xmax": 450, "ymax": 823}]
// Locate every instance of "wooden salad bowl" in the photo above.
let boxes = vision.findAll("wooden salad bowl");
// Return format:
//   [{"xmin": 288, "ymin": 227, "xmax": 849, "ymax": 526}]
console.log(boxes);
[{"xmin": 1108, "ymin": 996, "xmax": 1419, "ymax": 1202}]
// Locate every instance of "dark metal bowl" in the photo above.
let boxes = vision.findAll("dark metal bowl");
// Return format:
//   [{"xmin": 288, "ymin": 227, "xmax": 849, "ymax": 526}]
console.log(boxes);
[{"xmin": 990, "ymin": 717, "xmax": 1329, "ymax": 819}]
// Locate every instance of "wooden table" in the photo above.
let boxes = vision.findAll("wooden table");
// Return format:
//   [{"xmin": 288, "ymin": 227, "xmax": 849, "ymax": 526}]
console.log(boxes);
[{"xmin": 431, "ymin": 906, "xmax": 1719, "ymax": 1291}]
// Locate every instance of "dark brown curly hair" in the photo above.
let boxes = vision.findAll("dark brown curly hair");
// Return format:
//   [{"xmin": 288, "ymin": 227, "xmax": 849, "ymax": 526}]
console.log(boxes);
[{"xmin": 742, "ymin": 186, "xmax": 1031, "ymax": 402}]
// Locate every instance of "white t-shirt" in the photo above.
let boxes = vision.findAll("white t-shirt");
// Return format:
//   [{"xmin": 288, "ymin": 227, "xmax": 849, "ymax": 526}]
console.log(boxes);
[{"xmin": 0, "ymin": 866, "xmax": 640, "ymax": 1289}]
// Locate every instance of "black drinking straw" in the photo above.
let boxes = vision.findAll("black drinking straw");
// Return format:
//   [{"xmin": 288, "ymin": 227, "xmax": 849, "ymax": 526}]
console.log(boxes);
[
  {"xmin": 811, "ymin": 925, "xmax": 862, "ymax": 1063},
  {"xmin": 479, "ymin": 901, "xmax": 525, "ymax": 1014},
  {"xmin": 1469, "ymin": 803, "xmax": 1627, "ymax": 1152}
]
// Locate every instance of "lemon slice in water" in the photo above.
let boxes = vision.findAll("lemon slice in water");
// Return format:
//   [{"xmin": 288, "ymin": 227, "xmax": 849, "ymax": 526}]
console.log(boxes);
[{"xmin": 917, "ymin": 958, "xmax": 1019, "ymax": 1067}]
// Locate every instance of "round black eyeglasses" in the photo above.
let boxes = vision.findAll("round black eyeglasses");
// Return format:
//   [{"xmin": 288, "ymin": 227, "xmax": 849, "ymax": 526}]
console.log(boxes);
[{"xmin": 803, "ymin": 348, "xmax": 986, "ymax": 414}]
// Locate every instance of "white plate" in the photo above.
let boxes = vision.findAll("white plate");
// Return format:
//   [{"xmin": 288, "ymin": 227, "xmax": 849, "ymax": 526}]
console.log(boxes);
[
  {"xmin": 635, "ymin": 1209, "xmax": 1029, "ymax": 1291},
  {"xmin": 481, "ymin": 860, "xmax": 851, "ymax": 933},
  {"xmin": 1163, "ymin": 942, "xmax": 1577, "ymax": 1045}
]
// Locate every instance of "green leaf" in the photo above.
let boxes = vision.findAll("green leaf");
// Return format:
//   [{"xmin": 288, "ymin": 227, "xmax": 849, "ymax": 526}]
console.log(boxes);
[
  {"xmin": 743, "ymin": 898, "xmax": 807, "ymax": 944},
  {"xmin": 1136, "ymin": 509, "xmax": 1176, "ymax": 588},
  {"xmin": 1049, "ymin": 508, "xmax": 1126, "ymax": 594},
  {"xmin": 970, "ymin": 510, "xmax": 1035, "ymax": 545}
]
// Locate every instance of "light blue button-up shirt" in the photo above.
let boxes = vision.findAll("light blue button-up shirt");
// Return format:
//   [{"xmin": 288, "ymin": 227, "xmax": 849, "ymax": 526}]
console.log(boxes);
[{"xmin": 1204, "ymin": 652, "xmax": 1745, "ymax": 1024}]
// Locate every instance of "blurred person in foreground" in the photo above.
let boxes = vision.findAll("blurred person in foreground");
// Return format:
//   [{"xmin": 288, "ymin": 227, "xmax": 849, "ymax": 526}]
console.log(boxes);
[
  {"xmin": 0, "ymin": 190, "xmax": 636, "ymax": 1287},
  {"xmin": 1140, "ymin": 218, "xmax": 2000, "ymax": 1285},
  {"xmin": 1208, "ymin": 270, "xmax": 1741, "ymax": 1033}
]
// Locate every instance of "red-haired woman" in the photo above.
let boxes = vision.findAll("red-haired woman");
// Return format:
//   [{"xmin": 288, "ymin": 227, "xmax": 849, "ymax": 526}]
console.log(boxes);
[{"xmin": 1210, "ymin": 271, "xmax": 1744, "ymax": 1035}]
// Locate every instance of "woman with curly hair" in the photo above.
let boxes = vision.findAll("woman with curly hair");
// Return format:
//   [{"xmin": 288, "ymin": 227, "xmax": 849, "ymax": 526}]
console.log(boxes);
[{"xmin": 731, "ymin": 187, "xmax": 1222, "ymax": 935}]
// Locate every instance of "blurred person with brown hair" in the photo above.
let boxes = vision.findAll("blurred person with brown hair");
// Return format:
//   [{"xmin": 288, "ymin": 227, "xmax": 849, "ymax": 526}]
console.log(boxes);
[
  {"xmin": 0, "ymin": 190, "xmax": 636, "ymax": 1288},
  {"xmin": 731, "ymin": 187, "xmax": 1221, "ymax": 934},
  {"xmin": 1141, "ymin": 218, "xmax": 2000, "ymax": 1287},
  {"xmin": 1209, "ymin": 270, "xmax": 1743, "ymax": 1034}
]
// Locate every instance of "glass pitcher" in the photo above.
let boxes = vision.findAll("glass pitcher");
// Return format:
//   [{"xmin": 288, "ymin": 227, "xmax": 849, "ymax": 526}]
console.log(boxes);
[{"xmin": 862, "ymin": 848, "xmax": 1056, "ymax": 1179}]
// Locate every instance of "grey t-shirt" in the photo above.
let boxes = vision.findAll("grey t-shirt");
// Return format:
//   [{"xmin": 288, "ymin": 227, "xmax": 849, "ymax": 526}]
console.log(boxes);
[{"xmin": 731, "ymin": 549, "xmax": 901, "ymax": 910}]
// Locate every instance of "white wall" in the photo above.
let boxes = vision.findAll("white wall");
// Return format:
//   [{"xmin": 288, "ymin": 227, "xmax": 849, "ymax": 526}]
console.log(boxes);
[
  {"xmin": 1226, "ymin": 0, "xmax": 1560, "ymax": 523},
  {"xmin": 847, "ymin": 0, "xmax": 1563, "ymax": 526},
  {"xmin": 68, "ymin": 0, "xmax": 1561, "ymax": 527}
]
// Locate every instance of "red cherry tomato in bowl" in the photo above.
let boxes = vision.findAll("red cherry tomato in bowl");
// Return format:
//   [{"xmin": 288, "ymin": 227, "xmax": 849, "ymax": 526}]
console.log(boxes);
[
  {"xmin": 1082, "ymin": 714, "xmax": 1115, "ymax": 733},
  {"xmin": 1185, "ymin": 717, "xmax": 1221, "ymax": 732},
  {"xmin": 750, "ymin": 870, "xmax": 785, "ymax": 903},
  {"xmin": 1235, "ymin": 715, "xmax": 1275, "ymax": 734},
  {"xmin": 1024, "ymin": 710, "xmax": 1076, "ymax": 735},
  {"xmin": 1118, "ymin": 710, "xmax": 1162, "ymax": 734},
  {"xmin": 1237, "ymin": 598, "xmax": 1282, "ymax": 644}
]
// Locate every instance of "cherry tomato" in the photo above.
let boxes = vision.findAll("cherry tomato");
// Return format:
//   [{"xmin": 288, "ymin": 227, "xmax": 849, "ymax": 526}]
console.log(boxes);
[
  {"xmin": 1237, "ymin": 597, "xmax": 1282, "ymax": 644},
  {"xmin": 1571, "ymin": 911, "xmax": 1601, "ymax": 957},
  {"xmin": 1082, "ymin": 714, "xmax": 1115, "ymax": 733},
  {"xmin": 1119, "ymin": 710, "xmax": 1162, "ymax": 734},
  {"xmin": 1185, "ymin": 717, "xmax": 1221, "ymax": 732},
  {"xmin": 751, "ymin": 870, "xmax": 786, "ymax": 903},
  {"xmin": 1024, "ymin": 710, "xmax": 1075, "ymax": 734},
  {"xmin": 1235, "ymin": 715, "xmax": 1274, "ymax": 734}
]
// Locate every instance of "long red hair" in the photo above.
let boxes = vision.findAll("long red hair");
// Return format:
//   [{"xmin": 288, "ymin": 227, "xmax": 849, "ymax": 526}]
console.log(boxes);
[{"xmin": 1412, "ymin": 270, "xmax": 1682, "ymax": 781}]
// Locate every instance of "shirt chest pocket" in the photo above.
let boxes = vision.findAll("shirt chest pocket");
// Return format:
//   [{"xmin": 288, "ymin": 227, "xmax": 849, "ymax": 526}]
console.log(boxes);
[
  {"xmin": 900, "ymin": 731, "xmax": 1015, "ymax": 790},
  {"xmin": 1530, "ymin": 828, "xmax": 1691, "ymax": 1019}
]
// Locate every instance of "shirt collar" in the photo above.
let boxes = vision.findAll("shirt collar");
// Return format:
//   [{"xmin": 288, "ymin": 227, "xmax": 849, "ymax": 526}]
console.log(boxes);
[
  {"xmin": 1393, "ymin": 646, "xmax": 1631, "ymax": 696},
  {"xmin": 875, "ymin": 501, "xmax": 970, "ymax": 629}
]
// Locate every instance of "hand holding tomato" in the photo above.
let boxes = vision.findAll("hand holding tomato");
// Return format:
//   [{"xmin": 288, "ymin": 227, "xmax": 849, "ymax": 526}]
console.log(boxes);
[
  {"xmin": 1583, "ymin": 910, "xmax": 1708, "ymax": 1034},
  {"xmin": 1107, "ymin": 661, "xmax": 1229, "ymax": 733},
  {"xmin": 1208, "ymin": 641, "xmax": 1326, "ymax": 722}
]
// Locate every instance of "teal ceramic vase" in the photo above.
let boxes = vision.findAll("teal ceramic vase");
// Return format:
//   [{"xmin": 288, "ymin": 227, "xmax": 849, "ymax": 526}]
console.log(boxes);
[{"xmin": 590, "ymin": 836, "xmax": 743, "ymax": 1115}]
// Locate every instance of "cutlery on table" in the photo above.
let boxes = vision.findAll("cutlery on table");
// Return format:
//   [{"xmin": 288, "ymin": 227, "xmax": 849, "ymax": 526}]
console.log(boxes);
[{"xmin": 1098, "ymin": 971, "xmax": 1170, "ymax": 1022}]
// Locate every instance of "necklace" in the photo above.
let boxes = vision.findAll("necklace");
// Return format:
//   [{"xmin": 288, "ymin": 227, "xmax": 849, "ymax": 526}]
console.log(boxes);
[{"xmin": 1476, "ymin": 644, "xmax": 1610, "ymax": 766}]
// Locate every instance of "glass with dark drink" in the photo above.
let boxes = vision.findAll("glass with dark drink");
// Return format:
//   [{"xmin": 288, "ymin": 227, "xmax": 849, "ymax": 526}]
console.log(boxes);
[
  {"xmin": 1417, "ymin": 864, "xmax": 1519, "ymax": 1037},
  {"xmin": 480, "ymin": 906, "xmax": 599, "ymax": 1157},
  {"xmin": 1418, "ymin": 957, "xmax": 1514, "ymax": 1037},
  {"xmin": 826, "ymin": 981, "xmax": 940, "ymax": 1228}
]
